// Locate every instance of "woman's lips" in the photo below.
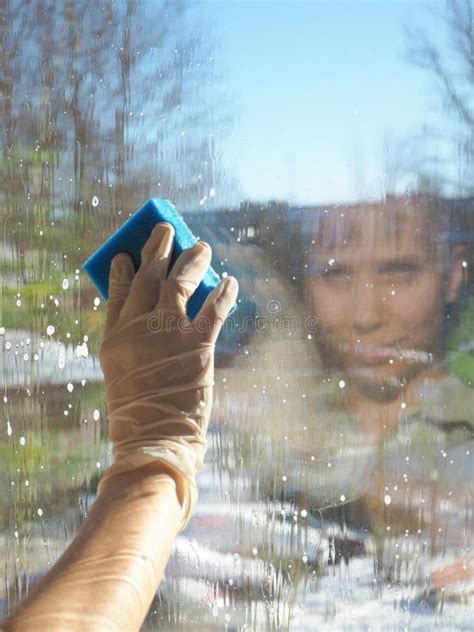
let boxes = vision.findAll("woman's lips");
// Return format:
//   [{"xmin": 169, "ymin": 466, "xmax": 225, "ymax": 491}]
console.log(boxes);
[
  {"xmin": 353, "ymin": 349, "xmax": 393, "ymax": 365},
  {"xmin": 339, "ymin": 341, "xmax": 433, "ymax": 366},
  {"xmin": 338, "ymin": 342, "xmax": 399, "ymax": 365}
]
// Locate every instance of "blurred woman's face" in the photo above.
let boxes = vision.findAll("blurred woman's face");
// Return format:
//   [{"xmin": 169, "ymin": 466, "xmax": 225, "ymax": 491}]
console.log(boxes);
[{"xmin": 303, "ymin": 207, "xmax": 457, "ymax": 397}]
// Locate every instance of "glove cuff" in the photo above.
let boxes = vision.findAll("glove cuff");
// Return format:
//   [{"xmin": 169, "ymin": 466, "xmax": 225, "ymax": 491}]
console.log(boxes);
[{"xmin": 96, "ymin": 451, "xmax": 198, "ymax": 532}]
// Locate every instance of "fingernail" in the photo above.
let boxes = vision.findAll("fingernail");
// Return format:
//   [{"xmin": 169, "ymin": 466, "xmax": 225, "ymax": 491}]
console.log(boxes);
[
  {"xmin": 197, "ymin": 241, "xmax": 210, "ymax": 251},
  {"xmin": 112, "ymin": 254, "xmax": 133, "ymax": 282},
  {"xmin": 224, "ymin": 276, "xmax": 237, "ymax": 291},
  {"xmin": 154, "ymin": 228, "xmax": 173, "ymax": 260},
  {"xmin": 145, "ymin": 224, "xmax": 174, "ymax": 263},
  {"xmin": 218, "ymin": 276, "xmax": 236, "ymax": 295},
  {"xmin": 153, "ymin": 222, "xmax": 173, "ymax": 234}
]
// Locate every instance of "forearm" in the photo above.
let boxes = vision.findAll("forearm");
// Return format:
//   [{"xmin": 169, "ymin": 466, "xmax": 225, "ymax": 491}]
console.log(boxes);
[{"xmin": 1, "ymin": 465, "xmax": 181, "ymax": 632}]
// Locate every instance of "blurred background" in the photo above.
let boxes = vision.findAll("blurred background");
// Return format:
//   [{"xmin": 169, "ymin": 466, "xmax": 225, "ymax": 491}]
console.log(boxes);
[{"xmin": 1, "ymin": 1, "xmax": 473, "ymax": 629}]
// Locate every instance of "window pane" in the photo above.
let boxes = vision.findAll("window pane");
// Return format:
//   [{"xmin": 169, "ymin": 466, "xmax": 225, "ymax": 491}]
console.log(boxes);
[{"xmin": 1, "ymin": 1, "xmax": 473, "ymax": 630}]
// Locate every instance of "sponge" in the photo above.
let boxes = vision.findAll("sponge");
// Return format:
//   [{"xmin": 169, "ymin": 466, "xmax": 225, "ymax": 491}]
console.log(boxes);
[{"xmin": 81, "ymin": 198, "xmax": 236, "ymax": 321}]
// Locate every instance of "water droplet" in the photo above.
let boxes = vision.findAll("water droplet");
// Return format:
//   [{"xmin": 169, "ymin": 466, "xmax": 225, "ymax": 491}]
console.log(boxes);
[
  {"xmin": 67, "ymin": 382, "xmax": 74, "ymax": 393},
  {"xmin": 75, "ymin": 342, "xmax": 89, "ymax": 359},
  {"xmin": 46, "ymin": 325, "xmax": 55, "ymax": 336},
  {"xmin": 37, "ymin": 508, "xmax": 43, "ymax": 517},
  {"xmin": 58, "ymin": 345, "xmax": 66, "ymax": 369},
  {"xmin": 338, "ymin": 379, "xmax": 346, "ymax": 389},
  {"xmin": 62, "ymin": 278, "xmax": 69, "ymax": 290},
  {"xmin": 7, "ymin": 422, "xmax": 12, "ymax": 436},
  {"xmin": 19, "ymin": 436, "xmax": 26, "ymax": 446},
  {"xmin": 93, "ymin": 297, "xmax": 101, "ymax": 307},
  {"xmin": 92, "ymin": 196, "xmax": 99, "ymax": 207},
  {"xmin": 93, "ymin": 409, "xmax": 100, "ymax": 421},
  {"xmin": 384, "ymin": 494, "xmax": 392, "ymax": 505},
  {"xmin": 340, "ymin": 494, "xmax": 346, "ymax": 502}
]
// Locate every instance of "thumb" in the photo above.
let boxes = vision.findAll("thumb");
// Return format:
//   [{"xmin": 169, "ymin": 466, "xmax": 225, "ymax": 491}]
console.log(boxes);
[{"xmin": 193, "ymin": 276, "xmax": 239, "ymax": 344}]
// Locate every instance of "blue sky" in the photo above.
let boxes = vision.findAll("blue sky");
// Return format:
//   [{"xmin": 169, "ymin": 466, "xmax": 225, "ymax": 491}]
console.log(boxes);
[{"xmin": 199, "ymin": 1, "xmax": 447, "ymax": 206}]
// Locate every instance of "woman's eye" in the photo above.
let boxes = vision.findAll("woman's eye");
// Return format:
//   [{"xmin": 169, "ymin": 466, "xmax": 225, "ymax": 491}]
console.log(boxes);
[
  {"xmin": 380, "ymin": 264, "xmax": 420, "ymax": 277},
  {"xmin": 321, "ymin": 267, "xmax": 351, "ymax": 280}
]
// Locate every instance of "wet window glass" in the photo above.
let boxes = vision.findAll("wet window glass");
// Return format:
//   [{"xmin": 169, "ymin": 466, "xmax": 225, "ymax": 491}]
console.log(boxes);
[{"xmin": 1, "ymin": 1, "xmax": 473, "ymax": 629}]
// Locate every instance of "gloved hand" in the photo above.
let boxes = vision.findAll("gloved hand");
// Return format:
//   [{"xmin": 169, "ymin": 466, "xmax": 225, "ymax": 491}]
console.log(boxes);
[{"xmin": 97, "ymin": 222, "xmax": 238, "ymax": 531}]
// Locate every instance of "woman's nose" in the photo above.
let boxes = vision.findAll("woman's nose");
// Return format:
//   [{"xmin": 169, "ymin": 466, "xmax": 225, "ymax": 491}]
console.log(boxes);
[{"xmin": 351, "ymin": 280, "xmax": 384, "ymax": 334}]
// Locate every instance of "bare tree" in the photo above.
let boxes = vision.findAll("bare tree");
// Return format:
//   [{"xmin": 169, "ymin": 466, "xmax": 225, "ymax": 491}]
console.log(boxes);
[
  {"xmin": 0, "ymin": 0, "xmax": 231, "ymax": 220},
  {"xmin": 406, "ymin": 0, "xmax": 474, "ymax": 195}
]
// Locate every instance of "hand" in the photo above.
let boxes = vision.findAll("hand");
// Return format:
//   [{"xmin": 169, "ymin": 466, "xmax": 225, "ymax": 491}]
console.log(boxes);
[{"xmin": 97, "ymin": 222, "xmax": 238, "ymax": 531}]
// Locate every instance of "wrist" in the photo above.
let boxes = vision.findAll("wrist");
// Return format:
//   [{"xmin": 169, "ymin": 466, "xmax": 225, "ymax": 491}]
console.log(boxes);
[
  {"xmin": 97, "ymin": 457, "xmax": 197, "ymax": 532},
  {"xmin": 96, "ymin": 461, "xmax": 180, "ymax": 501}
]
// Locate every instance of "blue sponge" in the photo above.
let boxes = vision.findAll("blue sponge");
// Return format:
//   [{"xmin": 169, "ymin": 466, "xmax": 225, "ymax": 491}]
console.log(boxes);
[{"xmin": 81, "ymin": 198, "xmax": 236, "ymax": 321}]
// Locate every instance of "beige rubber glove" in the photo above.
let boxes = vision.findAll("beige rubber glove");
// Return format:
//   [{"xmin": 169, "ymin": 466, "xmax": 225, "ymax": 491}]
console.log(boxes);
[{"xmin": 97, "ymin": 222, "xmax": 238, "ymax": 531}]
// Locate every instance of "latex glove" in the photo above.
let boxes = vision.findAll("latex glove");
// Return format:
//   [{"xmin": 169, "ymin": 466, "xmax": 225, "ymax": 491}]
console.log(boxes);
[{"xmin": 97, "ymin": 222, "xmax": 238, "ymax": 531}]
